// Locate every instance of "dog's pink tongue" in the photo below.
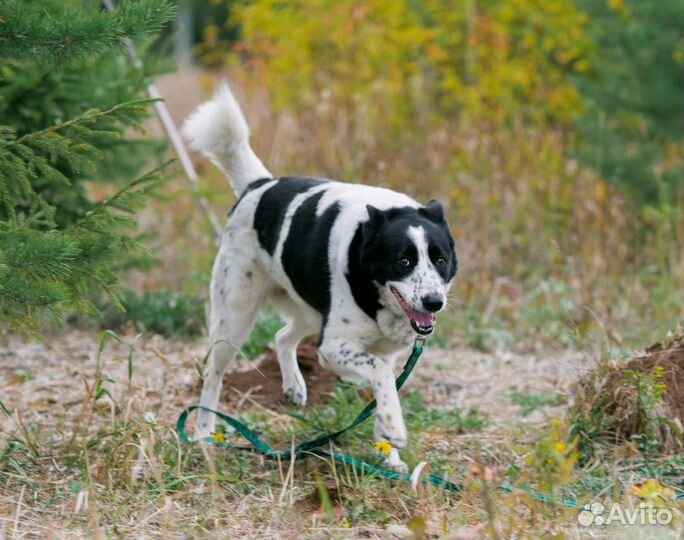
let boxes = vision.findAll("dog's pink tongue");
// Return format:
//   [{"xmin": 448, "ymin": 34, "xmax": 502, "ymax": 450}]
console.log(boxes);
[{"xmin": 409, "ymin": 307, "xmax": 435, "ymax": 327}]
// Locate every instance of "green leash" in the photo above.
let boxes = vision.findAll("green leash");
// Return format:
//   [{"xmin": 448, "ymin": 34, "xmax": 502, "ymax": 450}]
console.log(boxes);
[
  {"xmin": 177, "ymin": 338, "xmax": 462, "ymax": 492},
  {"xmin": 176, "ymin": 340, "xmax": 683, "ymax": 508}
]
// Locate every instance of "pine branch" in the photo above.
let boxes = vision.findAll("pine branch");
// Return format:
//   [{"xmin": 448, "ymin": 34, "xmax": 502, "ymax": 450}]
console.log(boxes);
[
  {"xmin": 0, "ymin": 160, "xmax": 173, "ymax": 331},
  {"xmin": 0, "ymin": 0, "xmax": 175, "ymax": 333},
  {"xmin": 10, "ymin": 99, "xmax": 158, "ymax": 145},
  {"xmin": 0, "ymin": 98, "xmax": 159, "ymax": 219},
  {"xmin": 0, "ymin": 0, "xmax": 177, "ymax": 66},
  {"xmin": 73, "ymin": 159, "xmax": 173, "ymax": 236}
]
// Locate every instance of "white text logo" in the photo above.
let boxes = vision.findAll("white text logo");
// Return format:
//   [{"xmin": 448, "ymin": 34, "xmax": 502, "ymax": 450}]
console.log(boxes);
[{"xmin": 578, "ymin": 502, "xmax": 673, "ymax": 527}]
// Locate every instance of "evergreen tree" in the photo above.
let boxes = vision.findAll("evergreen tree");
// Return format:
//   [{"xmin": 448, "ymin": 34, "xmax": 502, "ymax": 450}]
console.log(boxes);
[{"xmin": 0, "ymin": 0, "xmax": 176, "ymax": 331}]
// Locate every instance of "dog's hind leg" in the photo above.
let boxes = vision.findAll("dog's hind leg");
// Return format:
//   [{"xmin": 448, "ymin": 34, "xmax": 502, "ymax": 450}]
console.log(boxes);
[
  {"xmin": 196, "ymin": 239, "xmax": 270, "ymax": 440},
  {"xmin": 271, "ymin": 293, "xmax": 317, "ymax": 406},
  {"xmin": 274, "ymin": 319, "xmax": 313, "ymax": 406}
]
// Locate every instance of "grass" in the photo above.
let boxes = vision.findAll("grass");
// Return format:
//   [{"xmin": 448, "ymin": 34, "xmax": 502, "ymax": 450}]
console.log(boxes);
[
  {"xmin": 511, "ymin": 390, "xmax": 566, "ymax": 418},
  {"xmin": 2, "ymin": 330, "xmax": 683, "ymax": 538},
  {"xmin": 241, "ymin": 311, "xmax": 286, "ymax": 360},
  {"xmin": 101, "ymin": 289, "xmax": 206, "ymax": 338}
]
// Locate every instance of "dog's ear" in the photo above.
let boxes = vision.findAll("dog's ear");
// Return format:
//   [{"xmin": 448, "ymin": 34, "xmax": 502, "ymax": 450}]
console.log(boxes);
[
  {"xmin": 420, "ymin": 199, "xmax": 445, "ymax": 223},
  {"xmin": 366, "ymin": 204, "xmax": 386, "ymax": 225},
  {"xmin": 363, "ymin": 205, "xmax": 385, "ymax": 242}
]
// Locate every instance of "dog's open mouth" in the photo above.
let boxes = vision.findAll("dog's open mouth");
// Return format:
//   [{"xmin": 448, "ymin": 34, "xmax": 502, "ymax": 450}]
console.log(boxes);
[{"xmin": 390, "ymin": 287, "xmax": 435, "ymax": 335}]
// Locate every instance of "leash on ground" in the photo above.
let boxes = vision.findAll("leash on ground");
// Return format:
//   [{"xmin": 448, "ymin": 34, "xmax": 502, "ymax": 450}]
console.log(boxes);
[
  {"xmin": 177, "ymin": 338, "xmax": 464, "ymax": 491},
  {"xmin": 176, "ymin": 338, "xmax": 683, "ymax": 508}
]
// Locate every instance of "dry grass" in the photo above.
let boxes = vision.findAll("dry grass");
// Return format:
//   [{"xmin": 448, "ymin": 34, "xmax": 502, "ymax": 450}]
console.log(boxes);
[
  {"xmin": 1, "ymin": 329, "xmax": 683, "ymax": 538},
  {"xmin": 571, "ymin": 333, "xmax": 684, "ymax": 455}
]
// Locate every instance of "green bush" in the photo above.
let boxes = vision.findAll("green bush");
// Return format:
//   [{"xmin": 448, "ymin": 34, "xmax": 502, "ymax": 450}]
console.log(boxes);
[
  {"xmin": 108, "ymin": 289, "xmax": 205, "ymax": 337},
  {"xmin": 241, "ymin": 311, "xmax": 285, "ymax": 359}
]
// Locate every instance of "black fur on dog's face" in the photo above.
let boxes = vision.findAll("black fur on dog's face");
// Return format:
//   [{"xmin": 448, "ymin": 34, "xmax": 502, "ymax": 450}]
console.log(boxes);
[{"xmin": 351, "ymin": 200, "xmax": 457, "ymax": 335}]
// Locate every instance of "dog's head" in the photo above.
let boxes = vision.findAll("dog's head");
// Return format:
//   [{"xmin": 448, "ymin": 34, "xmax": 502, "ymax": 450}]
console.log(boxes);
[{"xmin": 361, "ymin": 200, "xmax": 457, "ymax": 335}]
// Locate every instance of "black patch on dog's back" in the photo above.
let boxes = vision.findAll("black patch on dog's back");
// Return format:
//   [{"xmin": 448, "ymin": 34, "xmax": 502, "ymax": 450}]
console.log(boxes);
[
  {"xmin": 281, "ymin": 191, "xmax": 340, "ymax": 316},
  {"xmin": 253, "ymin": 177, "xmax": 326, "ymax": 255}
]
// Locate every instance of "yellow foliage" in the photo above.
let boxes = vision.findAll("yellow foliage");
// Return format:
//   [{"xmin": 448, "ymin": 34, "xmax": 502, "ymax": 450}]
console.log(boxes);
[
  {"xmin": 230, "ymin": 0, "xmax": 431, "ymax": 120},
  {"xmin": 608, "ymin": 0, "xmax": 627, "ymax": 14},
  {"xmin": 215, "ymin": 0, "xmax": 593, "ymax": 126},
  {"xmin": 526, "ymin": 418, "xmax": 579, "ymax": 493}
]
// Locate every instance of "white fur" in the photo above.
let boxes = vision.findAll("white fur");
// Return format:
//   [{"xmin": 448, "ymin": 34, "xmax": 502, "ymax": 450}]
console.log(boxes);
[{"xmin": 182, "ymin": 84, "xmax": 271, "ymax": 196}]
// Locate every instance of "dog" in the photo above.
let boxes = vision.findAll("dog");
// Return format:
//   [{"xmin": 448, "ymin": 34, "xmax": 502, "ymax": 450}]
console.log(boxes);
[{"xmin": 183, "ymin": 85, "xmax": 457, "ymax": 471}]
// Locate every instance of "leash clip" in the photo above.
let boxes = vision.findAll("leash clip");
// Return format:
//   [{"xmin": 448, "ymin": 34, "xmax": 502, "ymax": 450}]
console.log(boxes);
[{"xmin": 414, "ymin": 336, "xmax": 426, "ymax": 348}]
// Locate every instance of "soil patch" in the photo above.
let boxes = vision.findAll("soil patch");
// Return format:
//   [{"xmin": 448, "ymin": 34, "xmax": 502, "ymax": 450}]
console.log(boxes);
[{"xmin": 217, "ymin": 339, "xmax": 341, "ymax": 409}]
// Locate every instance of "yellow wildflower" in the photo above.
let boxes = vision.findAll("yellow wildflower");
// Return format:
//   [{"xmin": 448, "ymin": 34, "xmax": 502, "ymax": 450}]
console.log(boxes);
[
  {"xmin": 631, "ymin": 479, "xmax": 675, "ymax": 503},
  {"xmin": 553, "ymin": 442, "xmax": 566, "ymax": 453},
  {"xmin": 211, "ymin": 431, "xmax": 225, "ymax": 443},
  {"xmin": 375, "ymin": 441, "xmax": 392, "ymax": 455},
  {"xmin": 551, "ymin": 418, "xmax": 561, "ymax": 427}
]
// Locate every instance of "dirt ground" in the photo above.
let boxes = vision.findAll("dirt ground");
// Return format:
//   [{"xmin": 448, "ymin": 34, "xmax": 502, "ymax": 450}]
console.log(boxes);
[{"xmin": 0, "ymin": 330, "xmax": 588, "ymax": 436}]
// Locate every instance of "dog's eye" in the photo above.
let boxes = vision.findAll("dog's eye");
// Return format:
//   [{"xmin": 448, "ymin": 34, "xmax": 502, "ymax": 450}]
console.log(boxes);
[
  {"xmin": 396, "ymin": 257, "xmax": 411, "ymax": 268},
  {"xmin": 436, "ymin": 256, "xmax": 447, "ymax": 266}
]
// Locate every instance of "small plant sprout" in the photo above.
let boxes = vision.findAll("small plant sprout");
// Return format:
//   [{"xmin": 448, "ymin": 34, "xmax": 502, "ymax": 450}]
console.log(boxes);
[{"xmin": 526, "ymin": 417, "xmax": 579, "ymax": 493}]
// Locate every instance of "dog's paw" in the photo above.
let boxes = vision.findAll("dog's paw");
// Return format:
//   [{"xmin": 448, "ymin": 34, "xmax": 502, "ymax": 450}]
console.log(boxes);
[
  {"xmin": 384, "ymin": 448, "xmax": 409, "ymax": 474},
  {"xmin": 192, "ymin": 429, "xmax": 214, "ymax": 443},
  {"xmin": 282, "ymin": 370, "xmax": 307, "ymax": 406},
  {"xmin": 193, "ymin": 414, "xmax": 216, "ymax": 442}
]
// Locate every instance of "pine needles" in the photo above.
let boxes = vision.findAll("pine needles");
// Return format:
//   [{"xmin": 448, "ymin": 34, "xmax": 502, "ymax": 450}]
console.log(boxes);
[
  {"xmin": 0, "ymin": 0, "xmax": 176, "ymax": 332},
  {"xmin": 0, "ymin": 0, "xmax": 176, "ymax": 66}
]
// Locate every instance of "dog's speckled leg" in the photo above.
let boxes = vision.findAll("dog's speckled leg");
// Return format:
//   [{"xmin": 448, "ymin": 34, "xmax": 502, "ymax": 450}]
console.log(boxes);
[
  {"xmin": 384, "ymin": 447, "xmax": 409, "ymax": 473},
  {"xmin": 196, "ymin": 231, "xmax": 270, "ymax": 440}
]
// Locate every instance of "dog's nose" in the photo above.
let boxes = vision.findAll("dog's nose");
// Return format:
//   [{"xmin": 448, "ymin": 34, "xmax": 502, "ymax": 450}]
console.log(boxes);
[{"xmin": 421, "ymin": 294, "xmax": 444, "ymax": 313}]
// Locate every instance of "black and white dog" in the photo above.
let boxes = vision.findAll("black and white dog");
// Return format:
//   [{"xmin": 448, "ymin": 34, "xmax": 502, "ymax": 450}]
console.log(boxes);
[{"xmin": 183, "ymin": 85, "xmax": 457, "ymax": 471}]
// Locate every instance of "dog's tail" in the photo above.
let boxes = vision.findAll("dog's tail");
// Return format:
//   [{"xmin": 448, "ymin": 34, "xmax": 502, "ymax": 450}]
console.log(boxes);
[{"xmin": 183, "ymin": 83, "xmax": 272, "ymax": 197}]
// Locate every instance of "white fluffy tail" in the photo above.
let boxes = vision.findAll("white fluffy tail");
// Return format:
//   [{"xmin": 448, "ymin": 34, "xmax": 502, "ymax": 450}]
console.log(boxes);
[{"xmin": 183, "ymin": 83, "xmax": 271, "ymax": 196}]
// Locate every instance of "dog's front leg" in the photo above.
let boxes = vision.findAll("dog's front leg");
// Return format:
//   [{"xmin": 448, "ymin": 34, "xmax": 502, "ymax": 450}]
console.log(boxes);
[{"xmin": 319, "ymin": 338, "xmax": 408, "ymax": 472}]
